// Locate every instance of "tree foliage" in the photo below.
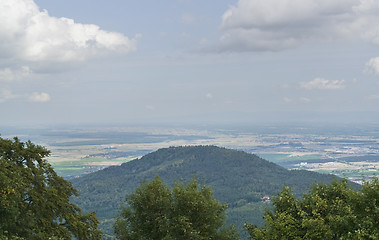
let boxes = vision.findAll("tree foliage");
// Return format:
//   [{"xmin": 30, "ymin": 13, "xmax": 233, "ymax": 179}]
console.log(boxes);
[
  {"xmin": 0, "ymin": 137, "xmax": 102, "ymax": 240},
  {"xmin": 246, "ymin": 178, "xmax": 379, "ymax": 240},
  {"xmin": 114, "ymin": 176, "xmax": 239, "ymax": 240}
]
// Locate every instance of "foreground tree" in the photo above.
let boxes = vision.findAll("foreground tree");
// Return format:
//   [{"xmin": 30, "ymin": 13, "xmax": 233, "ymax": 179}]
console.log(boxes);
[
  {"xmin": 0, "ymin": 137, "xmax": 102, "ymax": 240},
  {"xmin": 246, "ymin": 178, "xmax": 379, "ymax": 240},
  {"xmin": 114, "ymin": 176, "xmax": 239, "ymax": 240}
]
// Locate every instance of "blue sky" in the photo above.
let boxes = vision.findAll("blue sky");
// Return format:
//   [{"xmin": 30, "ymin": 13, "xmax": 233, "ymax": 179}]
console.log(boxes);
[{"xmin": 1, "ymin": 0, "xmax": 379, "ymax": 126}]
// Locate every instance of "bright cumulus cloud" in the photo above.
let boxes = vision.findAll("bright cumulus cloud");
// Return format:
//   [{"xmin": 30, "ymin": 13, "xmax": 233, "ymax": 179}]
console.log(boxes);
[
  {"xmin": 300, "ymin": 78, "xmax": 346, "ymax": 90},
  {"xmin": 218, "ymin": 0, "xmax": 379, "ymax": 52},
  {"xmin": 0, "ymin": 0, "xmax": 137, "ymax": 63},
  {"xmin": 365, "ymin": 57, "xmax": 379, "ymax": 75}
]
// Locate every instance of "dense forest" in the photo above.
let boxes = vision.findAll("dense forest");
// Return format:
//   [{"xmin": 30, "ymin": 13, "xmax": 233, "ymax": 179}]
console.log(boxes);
[{"xmin": 71, "ymin": 145, "xmax": 348, "ymax": 237}]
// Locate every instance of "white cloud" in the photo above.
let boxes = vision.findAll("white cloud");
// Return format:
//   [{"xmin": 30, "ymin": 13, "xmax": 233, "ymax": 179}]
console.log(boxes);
[
  {"xmin": 0, "ymin": 66, "xmax": 32, "ymax": 82},
  {"xmin": 300, "ymin": 97, "xmax": 311, "ymax": 102},
  {"xmin": 218, "ymin": 0, "xmax": 379, "ymax": 52},
  {"xmin": 367, "ymin": 94, "xmax": 379, "ymax": 99},
  {"xmin": 365, "ymin": 57, "xmax": 379, "ymax": 75},
  {"xmin": 199, "ymin": 38, "xmax": 208, "ymax": 45},
  {"xmin": 181, "ymin": 13, "xmax": 201, "ymax": 25},
  {"xmin": 300, "ymin": 78, "xmax": 346, "ymax": 90},
  {"xmin": 0, "ymin": 0, "xmax": 137, "ymax": 64},
  {"xmin": 0, "ymin": 89, "xmax": 17, "ymax": 103},
  {"xmin": 28, "ymin": 92, "xmax": 51, "ymax": 102},
  {"xmin": 0, "ymin": 89, "xmax": 51, "ymax": 103},
  {"xmin": 205, "ymin": 93, "xmax": 213, "ymax": 99},
  {"xmin": 0, "ymin": 69, "xmax": 15, "ymax": 82},
  {"xmin": 145, "ymin": 105, "xmax": 155, "ymax": 111}
]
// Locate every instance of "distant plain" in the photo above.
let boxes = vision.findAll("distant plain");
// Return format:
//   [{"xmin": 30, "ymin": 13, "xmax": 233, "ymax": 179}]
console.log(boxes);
[{"xmin": 1, "ymin": 123, "xmax": 378, "ymax": 182}]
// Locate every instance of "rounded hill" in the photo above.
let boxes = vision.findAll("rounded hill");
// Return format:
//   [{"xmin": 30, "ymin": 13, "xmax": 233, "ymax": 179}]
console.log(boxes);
[{"xmin": 71, "ymin": 145, "xmax": 342, "ymax": 236}]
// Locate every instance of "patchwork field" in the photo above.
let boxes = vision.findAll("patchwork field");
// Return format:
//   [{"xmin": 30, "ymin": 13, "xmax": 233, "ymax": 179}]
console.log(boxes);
[{"xmin": 1, "ymin": 124, "xmax": 378, "ymax": 182}]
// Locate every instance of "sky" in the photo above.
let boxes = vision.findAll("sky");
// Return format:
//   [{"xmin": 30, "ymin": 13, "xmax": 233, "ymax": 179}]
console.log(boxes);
[{"xmin": 1, "ymin": 0, "xmax": 379, "ymax": 126}]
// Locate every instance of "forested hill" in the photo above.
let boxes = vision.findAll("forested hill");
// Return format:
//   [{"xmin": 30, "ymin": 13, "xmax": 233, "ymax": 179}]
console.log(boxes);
[{"xmin": 71, "ymin": 146, "xmax": 346, "ymax": 236}]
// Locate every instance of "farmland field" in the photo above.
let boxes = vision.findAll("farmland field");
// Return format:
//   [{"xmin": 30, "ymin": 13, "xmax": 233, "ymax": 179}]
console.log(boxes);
[{"xmin": 1, "ymin": 123, "xmax": 378, "ymax": 182}]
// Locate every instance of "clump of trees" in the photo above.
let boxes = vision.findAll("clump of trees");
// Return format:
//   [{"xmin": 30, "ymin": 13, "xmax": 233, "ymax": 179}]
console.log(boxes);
[
  {"xmin": 246, "ymin": 178, "xmax": 379, "ymax": 239},
  {"xmin": 114, "ymin": 176, "xmax": 239, "ymax": 240},
  {"xmin": 114, "ymin": 176, "xmax": 379, "ymax": 240},
  {"xmin": 0, "ymin": 137, "xmax": 102, "ymax": 240}
]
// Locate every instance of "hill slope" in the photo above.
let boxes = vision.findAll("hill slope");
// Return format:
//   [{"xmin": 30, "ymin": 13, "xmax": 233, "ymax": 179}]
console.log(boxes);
[{"xmin": 71, "ymin": 146, "xmax": 345, "ymax": 237}]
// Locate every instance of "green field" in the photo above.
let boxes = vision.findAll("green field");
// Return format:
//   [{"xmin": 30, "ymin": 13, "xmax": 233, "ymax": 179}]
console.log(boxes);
[
  {"xmin": 257, "ymin": 153, "xmax": 326, "ymax": 163},
  {"xmin": 49, "ymin": 157, "xmax": 134, "ymax": 179}
]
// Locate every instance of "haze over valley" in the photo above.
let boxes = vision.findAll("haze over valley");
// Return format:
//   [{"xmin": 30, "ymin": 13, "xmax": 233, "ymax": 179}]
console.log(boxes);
[{"xmin": 1, "ymin": 123, "xmax": 378, "ymax": 184}]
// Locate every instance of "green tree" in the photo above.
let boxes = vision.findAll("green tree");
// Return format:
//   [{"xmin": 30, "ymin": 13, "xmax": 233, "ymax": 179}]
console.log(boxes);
[
  {"xmin": 114, "ymin": 176, "xmax": 239, "ymax": 240},
  {"xmin": 0, "ymin": 137, "xmax": 102, "ymax": 240},
  {"xmin": 246, "ymin": 178, "xmax": 379, "ymax": 240}
]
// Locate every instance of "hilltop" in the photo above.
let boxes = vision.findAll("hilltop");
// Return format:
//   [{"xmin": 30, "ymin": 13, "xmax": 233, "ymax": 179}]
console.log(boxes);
[{"xmin": 71, "ymin": 146, "xmax": 346, "ymax": 237}]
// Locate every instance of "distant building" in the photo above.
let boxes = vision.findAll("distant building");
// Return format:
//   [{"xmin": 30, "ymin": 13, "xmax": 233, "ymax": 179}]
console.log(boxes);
[{"xmin": 261, "ymin": 196, "xmax": 271, "ymax": 202}]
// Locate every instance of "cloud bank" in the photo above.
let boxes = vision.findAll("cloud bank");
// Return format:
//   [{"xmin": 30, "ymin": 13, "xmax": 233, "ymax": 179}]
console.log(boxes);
[
  {"xmin": 300, "ymin": 78, "xmax": 346, "ymax": 90},
  {"xmin": 0, "ymin": 0, "xmax": 137, "ymax": 64},
  {"xmin": 0, "ymin": 89, "xmax": 51, "ymax": 103},
  {"xmin": 218, "ymin": 0, "xmax": 379, "ymax": 52}
]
